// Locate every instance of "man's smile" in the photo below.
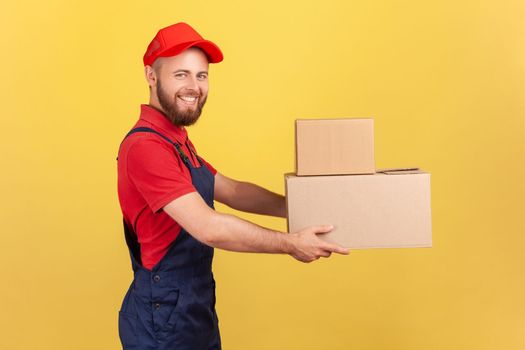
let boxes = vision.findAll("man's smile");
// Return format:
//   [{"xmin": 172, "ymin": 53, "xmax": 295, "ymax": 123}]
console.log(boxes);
[{"xmin": 177, "ymin": 95, "xmax": 199, "ymax": 105}]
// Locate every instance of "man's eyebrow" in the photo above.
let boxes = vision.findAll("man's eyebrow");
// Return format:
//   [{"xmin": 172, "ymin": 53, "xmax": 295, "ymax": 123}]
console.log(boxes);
[{"xmin": 173, "ymin": 69, "xmax": 208, "ymax": 74}]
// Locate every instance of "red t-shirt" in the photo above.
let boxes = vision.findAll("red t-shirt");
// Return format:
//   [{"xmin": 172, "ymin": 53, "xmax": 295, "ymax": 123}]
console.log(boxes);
[{"xmin": 117, "ymin": 104, "xmax": 217, "ymax": 270}]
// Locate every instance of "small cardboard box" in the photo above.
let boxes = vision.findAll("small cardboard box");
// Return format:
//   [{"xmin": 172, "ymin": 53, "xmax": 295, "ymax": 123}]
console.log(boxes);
[
  {"xmin": 295, "ymin": 118, "xmax": 375, "ymax": 176},
  {"xmin": 285, "ymin": 168, "xmax": 432, "ymax": 248}
]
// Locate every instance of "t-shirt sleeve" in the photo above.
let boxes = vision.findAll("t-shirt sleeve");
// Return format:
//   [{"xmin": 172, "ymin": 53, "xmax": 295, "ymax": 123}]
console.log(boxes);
[{"xmin": 126, "ymin": 138, "xmax": 196, "ymax": 213}]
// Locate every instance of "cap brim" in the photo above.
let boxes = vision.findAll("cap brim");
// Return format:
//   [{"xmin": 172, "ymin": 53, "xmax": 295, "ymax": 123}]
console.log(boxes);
[{"xmin": 158, "ymin": 40, "xmax": 224, "ymax": 64}]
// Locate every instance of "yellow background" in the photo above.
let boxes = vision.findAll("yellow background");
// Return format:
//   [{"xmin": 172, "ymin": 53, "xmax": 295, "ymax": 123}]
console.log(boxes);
[{"xmin": 1, "ymin": 0, "xmax": 524, "ymax": 349}]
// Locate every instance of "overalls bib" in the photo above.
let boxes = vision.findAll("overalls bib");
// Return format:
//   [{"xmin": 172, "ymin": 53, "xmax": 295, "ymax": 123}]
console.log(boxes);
[{"xmin": 118, "ymin": 127, "xmax": 221, "ymax": 350}]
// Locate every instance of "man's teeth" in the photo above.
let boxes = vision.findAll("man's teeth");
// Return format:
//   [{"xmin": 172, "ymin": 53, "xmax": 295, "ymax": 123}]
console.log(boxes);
[{"xmin": 179, "ymin": 96, "xmax": 198, "ymax": 102}]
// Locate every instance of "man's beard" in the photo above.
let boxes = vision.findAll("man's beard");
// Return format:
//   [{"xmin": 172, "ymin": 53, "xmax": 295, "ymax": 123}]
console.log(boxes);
[{"xmin": 156, "ymin": 79, "xmax": 207, "ymax": 127}]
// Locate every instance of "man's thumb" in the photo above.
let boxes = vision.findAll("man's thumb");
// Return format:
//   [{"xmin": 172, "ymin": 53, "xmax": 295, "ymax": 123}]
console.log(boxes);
[{"xmin": 313, "ymin": 225, "xmax": 334, "ymax": 234}]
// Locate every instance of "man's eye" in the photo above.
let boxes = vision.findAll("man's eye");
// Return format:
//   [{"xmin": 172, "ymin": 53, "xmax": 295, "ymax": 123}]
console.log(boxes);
[
  {"xmin": 175, "ymin": 73, "xmax": 186, "ymax": 78},
  {"xmin": 198, "ymin": 75, "xmax": 208, "ymax": 80}
]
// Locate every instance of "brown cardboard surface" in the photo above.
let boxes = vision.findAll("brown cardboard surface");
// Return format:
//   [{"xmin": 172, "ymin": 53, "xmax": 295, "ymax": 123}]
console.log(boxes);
[
  {"xmin": 295, "ymin": 118, "xmax": 375, "ymax": 176},
  {"xmin": 285, "ymin": 170, "xmax": 432, "ymax": 248}
]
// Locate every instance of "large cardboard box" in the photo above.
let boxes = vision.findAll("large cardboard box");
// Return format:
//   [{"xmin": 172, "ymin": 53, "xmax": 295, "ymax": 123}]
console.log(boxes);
[
  {"xmin": 285, "ymin": 169, "xmax": 432, "ymax": 248},
  {"xmin": 295, "ymin": 118, "xmax": 375, "ymax": 176}
]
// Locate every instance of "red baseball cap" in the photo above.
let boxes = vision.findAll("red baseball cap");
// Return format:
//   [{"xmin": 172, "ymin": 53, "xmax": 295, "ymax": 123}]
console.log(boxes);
[{"xmin": 143, "ymin": 22, "xmax": 224, "ymax": 66}]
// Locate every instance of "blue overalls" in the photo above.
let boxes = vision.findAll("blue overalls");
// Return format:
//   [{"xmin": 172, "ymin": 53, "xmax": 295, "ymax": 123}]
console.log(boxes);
[{"xmin": 118, "ymin": 127, "xmax": 221, "ymax": 350}]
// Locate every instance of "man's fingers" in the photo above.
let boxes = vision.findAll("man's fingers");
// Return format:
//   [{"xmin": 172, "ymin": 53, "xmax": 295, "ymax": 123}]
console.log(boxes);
[
  {"xmin": 323, "ymin": 243, "xmax": 350, "ymax": 255},
  {"xmin": 294, "ymin": 225, "xmax": 350, "ymax": 261},
  {"xmin": 309, "ymin": 225, "xmax": 350, "ymax": 255},
  {"xmin": 319, "ymin": 250, "xmax": 332, "ymax": 258}
]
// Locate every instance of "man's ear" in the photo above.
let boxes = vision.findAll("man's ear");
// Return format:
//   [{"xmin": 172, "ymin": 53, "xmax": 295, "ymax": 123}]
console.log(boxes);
[{"xmin": 144, "ymin": 65, "xmax": 157, "ymax": 88}]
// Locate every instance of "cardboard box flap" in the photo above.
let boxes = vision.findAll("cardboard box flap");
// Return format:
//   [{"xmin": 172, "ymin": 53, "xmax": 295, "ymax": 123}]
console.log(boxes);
[{"xmin": 376, "ymin": 167, "xmax": 424, "ymax": 175}]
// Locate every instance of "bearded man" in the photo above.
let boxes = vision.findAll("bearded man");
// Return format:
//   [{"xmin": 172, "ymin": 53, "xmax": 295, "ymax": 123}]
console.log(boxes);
[{"xmin": 116, "ymin": 22, "xmax": 348, "ymax": 350}]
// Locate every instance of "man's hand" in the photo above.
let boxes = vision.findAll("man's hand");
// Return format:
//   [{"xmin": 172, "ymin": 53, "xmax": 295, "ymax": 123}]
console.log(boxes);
[{"xmin": 287, "ymin": 225, "xmax": 350, "ymax": 263}]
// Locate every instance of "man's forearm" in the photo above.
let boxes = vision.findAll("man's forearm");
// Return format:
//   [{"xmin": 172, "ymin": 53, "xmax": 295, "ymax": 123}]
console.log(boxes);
[
  {"xmin": 227, "ymin": 181, "xmax": 286, "ymax": 218},
  {"xmin": 203, "ymin": 211, "xmax": 291, "ymax": 253},
  {"xmin": 165, "ymin": 191, "xmax": 348, "ymax": 263}
]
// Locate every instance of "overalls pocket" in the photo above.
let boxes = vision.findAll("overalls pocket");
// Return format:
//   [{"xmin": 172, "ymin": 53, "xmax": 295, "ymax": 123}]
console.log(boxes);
[{"xmin": 153, "ymin": 289, "xmax": 182, "ymax": 340}]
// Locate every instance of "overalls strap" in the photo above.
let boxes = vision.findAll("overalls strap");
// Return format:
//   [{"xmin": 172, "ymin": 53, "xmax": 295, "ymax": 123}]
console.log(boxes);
[{"xmin": 117, "ymin": 127, "xmax": 200, "ymax": 167}]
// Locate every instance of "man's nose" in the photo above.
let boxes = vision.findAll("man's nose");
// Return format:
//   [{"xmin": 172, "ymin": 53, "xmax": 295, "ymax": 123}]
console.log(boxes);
[{"xmin": 186, "ymin": 75, "xmax": 200, "ymax": 92}]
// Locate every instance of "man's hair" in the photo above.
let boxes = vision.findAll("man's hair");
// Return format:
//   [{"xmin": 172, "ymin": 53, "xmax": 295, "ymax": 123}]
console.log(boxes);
[{"xmin": 151, "ymin": 58, "xmax": 162, "ymax": 74}]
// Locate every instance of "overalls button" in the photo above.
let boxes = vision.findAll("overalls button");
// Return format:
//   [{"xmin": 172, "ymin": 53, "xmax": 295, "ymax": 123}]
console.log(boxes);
[
  {"xmin": 154, "ymin": 303, "xmax": 161, "ymax": 310},
  {"xmin": 153, "ymin": 275, "xmax": 161, "ymax": 282}
]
